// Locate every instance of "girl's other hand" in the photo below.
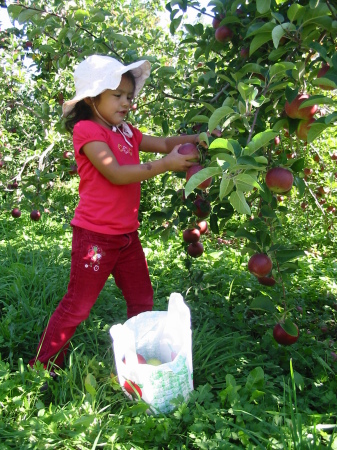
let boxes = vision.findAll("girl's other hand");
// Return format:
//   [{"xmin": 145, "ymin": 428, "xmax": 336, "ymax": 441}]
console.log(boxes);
[{"xmin": 162, "ymin": 145, "xmax": 198, "ymax": 172}]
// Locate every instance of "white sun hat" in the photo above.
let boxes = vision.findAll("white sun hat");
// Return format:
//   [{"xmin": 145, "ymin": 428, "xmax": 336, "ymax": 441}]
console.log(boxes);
[{"xmin": 62, "ymin": 54, "xmax": 151, "ymax": 117}]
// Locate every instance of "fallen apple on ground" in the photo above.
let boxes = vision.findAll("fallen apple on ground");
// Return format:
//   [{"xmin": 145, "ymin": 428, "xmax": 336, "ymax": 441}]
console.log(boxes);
[{"xmin": 123, "ymin": 380, "xmax": 142, "ymax": 397}]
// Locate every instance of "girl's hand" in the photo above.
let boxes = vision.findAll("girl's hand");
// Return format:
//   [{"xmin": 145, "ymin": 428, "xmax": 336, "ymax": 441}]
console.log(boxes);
[{"xmin": 162, "ymin": 145, "xmax": 198, "ymax": 172}]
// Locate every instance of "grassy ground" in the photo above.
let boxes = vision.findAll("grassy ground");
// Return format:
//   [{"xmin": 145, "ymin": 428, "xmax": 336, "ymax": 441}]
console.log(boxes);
[{"xmin": 0, "ymin": 180, "xmax": 337, "ymax": 449}]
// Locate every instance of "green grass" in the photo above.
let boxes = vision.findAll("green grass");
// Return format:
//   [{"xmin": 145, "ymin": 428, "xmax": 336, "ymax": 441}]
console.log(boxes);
[{"xmin": 0, "ymin": 186, "xmax": 337, "ymax": 449}]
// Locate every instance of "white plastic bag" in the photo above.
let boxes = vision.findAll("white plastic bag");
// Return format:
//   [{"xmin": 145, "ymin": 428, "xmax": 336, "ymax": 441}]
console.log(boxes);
[{"xmin": 110, "ymin": 293, "xmax": 193, "ymax": 414}]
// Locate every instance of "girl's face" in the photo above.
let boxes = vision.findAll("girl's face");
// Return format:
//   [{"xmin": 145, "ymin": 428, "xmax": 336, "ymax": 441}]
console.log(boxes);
[{"xmin": 92, "ymin": 75, "xmax": 135, "ymax": 127}]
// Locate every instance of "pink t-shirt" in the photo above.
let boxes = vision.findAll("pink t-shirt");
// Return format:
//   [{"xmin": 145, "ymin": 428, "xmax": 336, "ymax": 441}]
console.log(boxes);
[{"xmin": 70, "ymin": 120, "xmax": 143, "ymax": 235}]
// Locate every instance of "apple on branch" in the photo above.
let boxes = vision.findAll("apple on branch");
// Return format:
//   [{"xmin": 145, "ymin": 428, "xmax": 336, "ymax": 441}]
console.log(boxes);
[
  {"xmin": 296, "ymin": 118, "xmax": 316, "ymax": 142},
  {"xmin": 187, "ymin": 242, "xmax": 204, "ymax": 258},
  {"xmin": 178, "ymin": 143, "xmax": 200, "ymax": 162},
  {"xmin": 183, "ymin": 228, "xmax": 200, "ymax": 243},
  {"xmin": 186, "ymin": 164, "xmax": 212, "ymax": 190},
  {"xmin": 285, "ymin": 93, "xmax": 317, "ymax": 120},
  {"xmin": 273, "ymin": 322, "xmax": 299, "ymax": 346},
  {"xmin": 215, "ymin": 25, "xmax": 233, "ymax": 43},
  {"xmin": 317, "ymin": 63, "xmax": 335, "ymax": 91},
  {"xmin": 265, "ymin": 167, "xmax": 293, "ymax": 194},
  {"xmin": 248, "ymin": 253, "xmax": 272, "ymax": 278}
]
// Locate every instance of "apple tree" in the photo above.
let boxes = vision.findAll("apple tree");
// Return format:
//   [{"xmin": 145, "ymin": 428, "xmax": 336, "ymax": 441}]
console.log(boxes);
[{"xmin": 160, "ymin": 0, "xmax": 337, "ymax": 332}]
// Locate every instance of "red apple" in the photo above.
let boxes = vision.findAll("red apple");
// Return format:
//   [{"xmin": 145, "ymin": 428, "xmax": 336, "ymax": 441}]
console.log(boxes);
[
  {"xmin": 240, "ymin": 47, "xmax": 249, "ymax": 59},
  {"xmin": 178, "ymin": 143, "xmax": 200, "ymax": 162},
  {"xmin": 30, "ymin": 210, "xmax": 41, "ymax": 221},
  {"xmin": 187, "ymin": 242, "xmax": 204, "ymax": 258},
  {"xmin": 123, "ymin": 380, "xmax": 142, "ymax": 397},
  {"xmin": 11, "ymin": 208, "xmax": 21, "ymax": 218},
  {"xmin": 265, "ymin": 167, "xmax": 294, "ymax": 194},
  {"xmin": 63, "ymin": 151, "xmax": 73, "ymax": 159},
  {"xmin": 69, "ymin": 164, "xmax": 78, "ymax": 175},
  {"xmin": 212, "ymin": 16, "xmax": 221, "ymax": 29},
  {"xmin": 196, "ymin": 220, "xmax": 208, "ymax": 234},
  {"xmin": 296, "ymin": 118, "xmax": 316, "ymax": 141},
  {"xmin": 215, "ymin": 25, "xmax": 233, "ymax": 42},
  {"xmin": 285, "ymin": 94, "xmax": 318, "ymax": 120},
  {"xmin": 183, "ymin": 228, "xmax": 200, "ymax": 243},
  {"xmin": 186, "ymin": 164, "xmax": 212, "ymax": 190},
  {"xmin": 317, "ymin": 63, "xmax": 335, "ymax": 90},
  {"xmin": 274, "ymin": 136, "xmax": 280, "ymax": 145},
  {"xmin": 331, "ymin": 152, "xmax": 337, "ymax": 161},
  {"xmin": 24, "ymin": 41, "xmax": 33, "ymax": 49},
  {"xmin": 192, "ymin": 197, "xmax": 211, "ymax": 218},
  {"xmin": 123, "ymin": 353, "xmax": 147, "ymax": 365},
  {"xmin": 258, "ymin": 276, "xmax": 276, "ymax": 287},
  {"xmin": 300, "ymin": 202, "xmax": 308, "ymax": 210},
  {"xmin": 303, "ymin": 168, "xmax": 313, "ymax": 176},
  {"xmin": 0, "ymin": 160, "xmax": 5, "ymax": 168},
  {"xmin": 273, "ymin": 323, "xmax": 299, "ymax": 346},
  {"xmin": 318, "ymin": 186, "xmax": 329, "ymax": 196},
  {"xmin": 248, "ymin": 253, "xmax": 272, "ymax": 277}
]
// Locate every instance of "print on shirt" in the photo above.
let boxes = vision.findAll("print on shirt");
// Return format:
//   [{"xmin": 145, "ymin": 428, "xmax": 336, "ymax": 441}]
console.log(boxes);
[
  {"xmin": 118, "ymin": 143, "xmax": 133, "ymax": 156},
  {"xmin": 83, "ymin": 244, "xmax": 105, "ymax": 272}
]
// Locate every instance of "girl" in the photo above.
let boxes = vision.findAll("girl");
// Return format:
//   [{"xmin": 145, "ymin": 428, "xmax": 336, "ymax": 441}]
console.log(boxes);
[{"xmin": 29, "ymin": 54, "xmax": 200, "ymax": 372}]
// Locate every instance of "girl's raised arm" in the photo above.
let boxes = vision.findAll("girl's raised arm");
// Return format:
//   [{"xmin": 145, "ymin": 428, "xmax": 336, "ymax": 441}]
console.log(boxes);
[{"xmin": 82, "ymin": 140, "xmax": 197, "ymax": 185}]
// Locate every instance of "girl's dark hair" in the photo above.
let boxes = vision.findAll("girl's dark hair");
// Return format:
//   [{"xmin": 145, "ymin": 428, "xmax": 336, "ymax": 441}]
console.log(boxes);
[
  {"xmin": 64, "ymin": 70, "xmax": 136, "ymax": 134},
  {"xmin": 64, "ymin": 100, "xmax": 93, "ymax": 133}
]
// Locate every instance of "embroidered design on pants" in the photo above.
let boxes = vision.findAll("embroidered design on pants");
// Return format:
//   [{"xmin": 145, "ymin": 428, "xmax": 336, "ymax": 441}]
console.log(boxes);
[{"xmin": 84, "ymin": 245, "xmax": 105, "ymax": 271}]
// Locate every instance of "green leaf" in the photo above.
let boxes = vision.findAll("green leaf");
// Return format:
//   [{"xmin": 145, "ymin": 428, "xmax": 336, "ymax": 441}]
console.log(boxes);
[
  {"xmin": 111, "ymin": 33, "xmax": 129, "ymax": 45},
  {"xmin": 307, "ymin": 122, "xmax": 329, "ymax": 143},
  {"xmin": 246, "ymin": 131, "xmax": 278, "ymax": 155},
  {"xmin": 185, "ymin": 167, "xmax": 221, "ymax": 197},
  {"xmin": 272, "ymin": 23, "xmax": 296, "ymax": 49},
  {"xmin": 235, "ymin": 173, "xmax": 259, "ymax": 192},
  {"xmin": 219, "ymin": 176, "xmax": 234, "ymax": 200},
  {"xmin": 85, "ymin": 373, "xmax": 97, "ymax": 396},
  {"xmin": 208, "ymin": 106, "xmax": 234, "ymax": 133},
  {"xmin": 269, "ymin": 62, "xmax": 295, "ymax": 78},
  {"xmin": 245, "ymin": 367, "xmax": 264, "ymax": 390},
  {"xmin": 74, "ymin": 9, "xmax": 90, "ymax": 21},
  {"xmin": 235, "ymin": 229, "xmax": 257, "ymax": 243},
  {"xmin": 229, "ymin": 191, "xmax": 251, "ymax": 215},
  {"xmin": 275, "ymin": 249, "xmax": 305, "ymax": 264},
  {"xmin": 7, "ymin": 4, "xmax": 23, "ymax": 19},
  {"xmin": 281, "ymin": 319, "xmax": 298, "ymax": 337},
  {"xmin": 287, "ymin": 4, "xmax": 304, "ymax": 22},
  {"xmin": 18, "ymin": 8, "xmax": 40, "ymax": 24},
  {"xmin": 209, "ymin": 138, "xmax": 234, "ymax": 153},
  {"xmin": 249, "ymin": 33, "xmax": 272, "ymax": 56},
  {"xmin": 257, "ymin": 0, "xmax": 270, "ymax": 14},
  {"xmin": 250, "ymin": 297, "xmax": 276, "ymax": 313},
  {"xmin": 189, "ymin": 115, "xmax": 209, "ymax": 123}
]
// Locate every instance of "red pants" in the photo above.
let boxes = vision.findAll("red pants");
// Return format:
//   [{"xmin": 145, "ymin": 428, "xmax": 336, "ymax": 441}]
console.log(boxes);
[{"xmin": 29, "ymin": 226, "xmax": 153, "ymax": 369}]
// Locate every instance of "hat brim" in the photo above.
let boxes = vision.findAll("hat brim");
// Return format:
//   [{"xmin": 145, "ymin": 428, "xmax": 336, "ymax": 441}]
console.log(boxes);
[{"xmin": 62, "ymin": 59, "xmax": 151, "ymax": 117}]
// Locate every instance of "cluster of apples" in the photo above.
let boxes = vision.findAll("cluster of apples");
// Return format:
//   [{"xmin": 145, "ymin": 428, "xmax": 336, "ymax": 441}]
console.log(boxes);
[
  {"xmin": 248, "ymin": 253, "xmax": 275, "ymax": 287},
  {"xmin": 284, "ymin": 93, "xmax": 318, "ymax": 142},
  {"xmin": 248, "ymin": 254, "xmax": 300, "ymax": 345},
  {"xmin": 182, "ymin": 220, "xmax": 208, "ymax": 258}
]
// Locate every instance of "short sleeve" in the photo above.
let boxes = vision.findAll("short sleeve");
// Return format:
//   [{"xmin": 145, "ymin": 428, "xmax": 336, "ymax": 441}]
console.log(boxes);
[{"xmin": 73, "ymin": 121, "xmax": 109, "ymax": 155}]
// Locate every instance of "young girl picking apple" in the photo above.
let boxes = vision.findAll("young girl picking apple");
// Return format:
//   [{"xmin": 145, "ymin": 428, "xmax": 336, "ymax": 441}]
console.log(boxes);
[{"xmin": 29, "ymin": 54, "xmax": 199, "ymax": 372}]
